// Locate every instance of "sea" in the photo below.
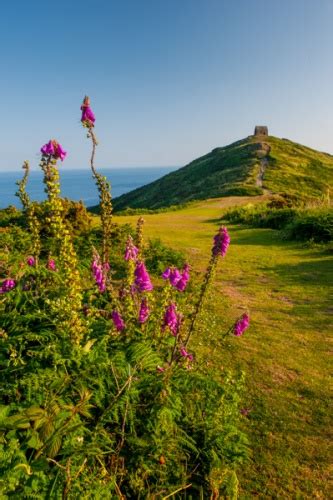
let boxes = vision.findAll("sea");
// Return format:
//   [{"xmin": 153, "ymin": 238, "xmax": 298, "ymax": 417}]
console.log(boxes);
[{"xmin": 0, "ymin": 167, "xmax": 178, "ymax": 209}]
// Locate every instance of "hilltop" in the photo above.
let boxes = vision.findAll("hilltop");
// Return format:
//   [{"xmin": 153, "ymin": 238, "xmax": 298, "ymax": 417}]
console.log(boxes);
[{"xmin": 112, "ymin": 132, "xmax": 333, "ymax": 211}]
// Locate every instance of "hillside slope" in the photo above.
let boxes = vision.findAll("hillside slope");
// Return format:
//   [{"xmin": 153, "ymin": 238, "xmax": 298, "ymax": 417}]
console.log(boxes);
[{"xmin": 112, "ymin": 135, "xmax": 333, "ymax": 211}]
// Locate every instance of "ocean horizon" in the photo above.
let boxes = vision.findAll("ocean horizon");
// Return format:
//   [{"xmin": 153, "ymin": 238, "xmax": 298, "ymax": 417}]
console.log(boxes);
[{"xmin": 0, "ymin": 166, "xmax": 178, "ymax": 209}]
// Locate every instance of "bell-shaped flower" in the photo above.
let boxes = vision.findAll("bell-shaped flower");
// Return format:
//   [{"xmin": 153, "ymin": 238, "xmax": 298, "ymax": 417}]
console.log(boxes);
[
  {"xmin": 81, "ymin": 96, "xmax": 96, "ymax": 126},
  {"xmin": 134, "ymin": 261, "xmax": 153, "ymax": 292}
]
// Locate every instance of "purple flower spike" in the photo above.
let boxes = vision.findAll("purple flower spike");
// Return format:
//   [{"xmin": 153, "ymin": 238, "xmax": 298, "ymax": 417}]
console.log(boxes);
[
  {"xmin": 124, "ymin": 236, "xmax": 139, "ymax": 261},
  {"xmin": 162, "ymin": 267, "xmax": 171, "ymax": 279},
  {"xmin": 41, "ymin": 140, "xmax": 67, "ymax": 161},
  {"xmin": 163, "ymin": 264, "xmax": 190, "ymax": 291},
  {"xmin": 0, "ymin": 279, "xmax": 16, "ymax": 294},
  {"xmin": 212, "ymin": 226, "xmax": 230, "ymax": 257},
  {"xmin": 175, "ymin": 264, "xmax": 190, "ymax": 291},
  {"xmin": 47, "ymin": 259, "xmax": 57, "ymax": 271},
  {"xmin": 91, "ymin": 251, "xmax": 107, "ymax": 292},
  {"xmin": 163, "ymin": 303, "xmax": 180, "ymax": 336},
  {"xmin": 81, "ymin": 96, "xmax": 96, "ymax": 126},
  {"xmin": 138, "ymin": 298, "xmax": 150, "ymax": 323},
  {"xmin": 234, "ymin": 313, "xmax": 250, "ymax": 337},
  {"xmin": 111, "ymin": 310, "xmax": 125, "ymax": 331},
  {"xmin": 27, "ymin": 256, "xmax": 35, "ymax": 267},
  {"xmin": 169, "ymin": 268, "xmax": 181, "ymax": 287},
  {"xmin": 134, "ymin": 261, "xmax": 153, "ymax": 292}
]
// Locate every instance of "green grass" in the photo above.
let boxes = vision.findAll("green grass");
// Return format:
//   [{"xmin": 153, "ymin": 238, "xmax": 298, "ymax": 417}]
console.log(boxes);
[
  {"xmin": 111, "ymin": 135, "xmax": 333, "ymax": 211},
  {"xmin": 114, "ymin": 196, "xmax": 333, "ymax": 498},
  {"xmin": 263, "ymin": 136, "xmax": 333, "ymax": 199}
]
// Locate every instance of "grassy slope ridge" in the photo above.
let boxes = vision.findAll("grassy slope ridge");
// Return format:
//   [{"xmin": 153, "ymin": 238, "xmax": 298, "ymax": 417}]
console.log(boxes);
[
  {"xmin": 114, "ymin": 197, "xmax": 333, "ymax": 498},
  {"xmin": 112, "ymin": 135, "xmax": 333, "ymax": 211}
]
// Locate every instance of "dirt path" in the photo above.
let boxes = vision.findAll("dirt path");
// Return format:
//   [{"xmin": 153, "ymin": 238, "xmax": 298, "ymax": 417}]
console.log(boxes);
[{"xmin": 256, "ymin": 157, "xmax": 268, "ymax": 187}]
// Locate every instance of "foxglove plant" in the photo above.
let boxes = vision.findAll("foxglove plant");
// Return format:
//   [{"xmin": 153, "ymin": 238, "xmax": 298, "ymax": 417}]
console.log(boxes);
[
  {"xmin": 138, "ymin": 298, "xmax": 150, "ymax": 323},
  {"xmin": 111, "ymin": 310, "xmax": 125, "ymax": 331},
  {"xmin": 27, "ymin": 256, "xmax": 35, "ymax": 267},
  {"xmin": 163, "ymin": 302, "xmax": 180, "ymax": 336},
  {"xmin": 162, "ymin": 264, "xmax": 190, "ymax": 291},
  {"xmin": 185, "ymin": 226, "xmax": 230, "ymax": 346},
  {"xmin": 0, "ymin": 279, "xmax": 16, "ymax": 294},
  {"xmin": 39, "ymin": 139, "xmax": 85, "ymax": 343},
  {"xmin": 81, "ymin": 96, "xmax": 112, "ymax": 265},
  {"xmin": 15, "ymin": 160, "xmax": 30, "ymax": 211},
  {"xmin": 234, "ymin": 313, "xmax": 250, "ymax": 336},
  {"xmin": 134, "ymin": 261, "xmax": 153, "ymax": 292},
  {"xmin": 124, "ymin": 236, "xmax": 139, "ymax": 261},
  {"xmin": 91, "ymin": 249, "xmax": 107, "ymax": 292},
  {"xmin": 135, "ymin": 216, "xmax": 145, "ymax": 256},
  {"xmin": 47, "ymin": 258, "xmax": 57, "ymax": 271},
  {"xmin": 16, "ymin": 161, "xmax": 41, "ymax": 262}
]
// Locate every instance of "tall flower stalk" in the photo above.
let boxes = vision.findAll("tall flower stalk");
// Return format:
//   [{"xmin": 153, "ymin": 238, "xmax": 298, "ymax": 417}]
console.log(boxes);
[
  {"xmin": 16, "ymin": 160, "xmax": 31, "ymax": 210},
  {"xmin": 40, "ymin": 141, "xmax": 85, "ymax": 343},
  {"xmin": 184, "ymin": 226, "xmax": 230, "ymax": 346},
  {"xmin": 16, "ymin": 161, "xmax": 41, "ymax": 263},
  {"xmin": 81, "ymin": 96, "xmax": 113, "ymax": 265},
  {"xmin": 135, "ymin": 216, "xmax": 145, "ymax": 257}
]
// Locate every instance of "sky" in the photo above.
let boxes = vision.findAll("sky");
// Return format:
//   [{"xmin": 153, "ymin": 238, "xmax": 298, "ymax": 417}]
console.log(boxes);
[{"xmin": 1, "ymin": 0, "xmax": 333, "ymax": 171}]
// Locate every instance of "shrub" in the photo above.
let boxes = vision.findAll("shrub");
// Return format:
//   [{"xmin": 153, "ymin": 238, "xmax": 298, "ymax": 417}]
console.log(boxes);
[
  {"xmin": 144, "ymin": 238, "xmax": 185, "ymax": 275},
  {"xmin": 285, "ymin": 209, "xmax": 333, "ymax": 242},
  {"xmin": 224, "ymin": 202, "xmax": 333, "ymax": 242},
  {"xmin": 224, "ymin": 203, "xmax": 297, "ymax": 229}
]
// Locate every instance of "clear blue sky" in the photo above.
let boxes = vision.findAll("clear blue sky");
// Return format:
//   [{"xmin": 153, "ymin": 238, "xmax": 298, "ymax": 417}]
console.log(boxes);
[{"xmin": 1, "ymin": 0, "xmax": 332, "ymax": 171}]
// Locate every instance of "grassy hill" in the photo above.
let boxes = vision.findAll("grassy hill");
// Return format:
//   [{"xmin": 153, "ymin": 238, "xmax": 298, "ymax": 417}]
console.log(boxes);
[{"xmin": 112, "ymin": 135, "xmax": 333, "ymax": 211}]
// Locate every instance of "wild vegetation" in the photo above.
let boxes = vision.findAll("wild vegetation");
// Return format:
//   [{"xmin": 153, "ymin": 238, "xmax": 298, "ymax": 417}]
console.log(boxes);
[
  {"xmin": 0, "ymin": 99, "xmax": 250, "ymax": 498},
  {"xmin": 224, "ymin": 197, "xmax": 333, "ymax": 243},
  {"xmin": 112, "ymin": 135, "xmax": 333, "ymax": 211},
  {"xmin": 115, "ymin": 197, "xmax": 332, "ymax": 498}
]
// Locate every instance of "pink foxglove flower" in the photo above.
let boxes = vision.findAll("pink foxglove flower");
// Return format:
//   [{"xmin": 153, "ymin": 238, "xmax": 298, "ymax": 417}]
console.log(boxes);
[
  {"xmin": 27, "ymin": 256, "xmax": 35, "ymax": 267},
  {"xmin": 124, "ymin": 236, "xmax": 139, "ymax": 261},
  {"xmin": 162, "ymin": 264, "xmax": 190, "ymax": 291},
  {"xmin": 169, "ymin": 268, "xmax": 181, "ymax": 287},
  {"xmin": 138, "ymin": 298, "xmax": 150, "ymax": 323},
  {"xmin": 91, "ymin": 252, "xmax": 106, "ymax": 292},
  {"xmin": 47, "ymin": 259, "xmax": 56, "ymax": 271},
  {"xmin": 134, "ymin": 261, "xmax": 153, "ymax": 292},
  {"xmin": 41, "ymin": 140, "xmax": 67, "ymax": 161},
  {"xmin": 212, "ymin": 226, "xmax": 230, "ymax": 257},
  {"xmin": 163, "ymin": 303, "xmax": 180, "ymax": 336},
  {"xmin": 81, "ymin": 96, "xmax": 96, "ymax": 126},
  {"xmin": 234, "ymin": 313, "xmax": 250, "ymax": 337},
  {"xmin": 175, "ymin": 264, "xmax": 190, "ymax": 291},
  {"xmin": 0, "ymin": 279, "xmax": 16, "ymax": 294},
  {"xmin": 162, "ymin": 267, "xmax": 171, "ymax": 279},
  {"xmin": 111, "ymin": 310, "xmax": 125, "ymax": 331}
]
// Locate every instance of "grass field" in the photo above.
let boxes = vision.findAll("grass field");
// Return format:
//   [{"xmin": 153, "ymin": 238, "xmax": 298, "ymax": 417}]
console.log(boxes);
[{"xmin": 114, "ymin": 196, "xmax": 333, "ymax": 498}]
